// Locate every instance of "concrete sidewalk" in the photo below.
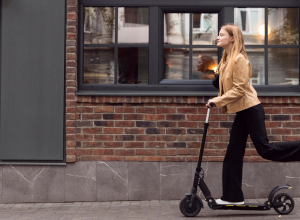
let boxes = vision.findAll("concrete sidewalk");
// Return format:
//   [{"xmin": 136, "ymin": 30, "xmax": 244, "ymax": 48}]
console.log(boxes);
[{"xmin": 0, "ymin": 198, "xmax": 299, "ymax": 220}]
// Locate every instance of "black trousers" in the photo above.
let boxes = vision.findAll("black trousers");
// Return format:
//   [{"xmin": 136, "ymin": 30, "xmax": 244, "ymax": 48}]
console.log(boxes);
[{"xmin": 221, "ymin": 103, "xmax": 300, "ymax": 202}]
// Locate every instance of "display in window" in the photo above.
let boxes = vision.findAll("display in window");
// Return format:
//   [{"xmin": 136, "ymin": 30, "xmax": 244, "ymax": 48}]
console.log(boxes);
[
  {"xmin": 192, "ymin": 13, "xmax": 218, "ymax": 45},
  {"xmin": 83, "ymin": 47, "xmax": 115, "ymax": 84},
  {"xmin": 118, "ymin": 47, "xmax": 149, "ymax": 84},
  {"xmin": 164, "ymin": 48, "xmax": 189, "ymax": 79},
  {"xmin": 164, "ymin": 13, "xmax": 189, "ymax": 45},
  {"xmin": 118, "ymin": 7, "xmax": 149, "ymax": 43},
  {"xmin": 268, "ymin": 8, "xmax": 299, "ymax": 45},
  {"xmin": 84, "ymin": 7, "xmax": 115, "ymax": 44},
  {"xmin": 192, "ymin": 48, "xmax": 218, "ymax": 80},
  {"xmin": 234, "ymin": 8, "xmax": 265, "ymax": 45},
  {"xmin": 268, "ymin": 48, "xmax": 299, "ymax": 85}
]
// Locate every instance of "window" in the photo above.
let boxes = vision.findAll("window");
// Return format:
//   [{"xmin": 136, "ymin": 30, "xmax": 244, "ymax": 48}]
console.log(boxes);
[
  {"xmin": 234, "ymin": 8, "xmax": 299, "ymax": 86},
  {"xmin": 78, "ymin": 2, "xmax": 300, "ymax": 94}
]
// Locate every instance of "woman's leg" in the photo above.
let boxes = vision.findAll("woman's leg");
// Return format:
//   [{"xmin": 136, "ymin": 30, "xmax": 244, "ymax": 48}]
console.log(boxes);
[
  {"xmin": 221, "ymin": 112, "xmax": 248, "ymax": 202},
  {"xmin": 245, "ymin": 104, "xmax": 300, "ymax": 162}
]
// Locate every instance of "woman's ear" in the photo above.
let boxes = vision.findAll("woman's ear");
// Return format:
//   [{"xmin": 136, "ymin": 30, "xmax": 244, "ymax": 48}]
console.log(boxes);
[{"xmin": 230, "ymin": 36, "xmax": 235, "ymax": 43}]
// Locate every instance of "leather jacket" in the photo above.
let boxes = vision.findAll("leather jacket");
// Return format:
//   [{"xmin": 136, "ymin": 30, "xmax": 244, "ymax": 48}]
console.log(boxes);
[{"xmin": 209, "ymin": 53, "xmax": 261, "ymax": 114}]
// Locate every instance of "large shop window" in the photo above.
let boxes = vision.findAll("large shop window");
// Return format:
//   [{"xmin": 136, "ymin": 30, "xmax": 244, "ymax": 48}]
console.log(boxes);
[{"xmin": 78, "ymin": 3, "xmax": 300, "ymax": 95}]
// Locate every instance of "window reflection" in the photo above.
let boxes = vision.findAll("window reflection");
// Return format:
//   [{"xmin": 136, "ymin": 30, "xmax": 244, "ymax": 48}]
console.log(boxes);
[
  {"xmin": 83, "ymin": 47, "xmax": 114, "ymax": 84},
  {"xmin": 164, "ymin": 48, "xmax": 189, "ymax": 79},
  {"xmin": 234, "ymin": 8, "xmax": 265, "ymax": 45},
  {"xmin": 268, "ymin": 48, "xmax": 299, "ymax": 85},
  {"xmin": 192, "ymin": 49, "xmax": 218, "ymax": 79},
  {"xmin": 246, "ymin": 48, "xmax": 265, "ymax": 85},
  {"xmin": 192, "ymin": 13, "xmax": 218, "ymax": 45},
  {"xmin": 118, "ymin": 47, "xmax": 149, "ymax": 84},
  {"xmin": 268, "ymin": 8, "xmax": 299, "ymax": 45},
  {"xmin": 164, "ymin": 13, "xmax": 189, "ymax": 45},
  {"xmin": 118, "ymin": 7, "xmax": 149, "ymax": 43},
  {"xmin": 84, "ymin": 7, "xmax": 115, "ymax": 44}
]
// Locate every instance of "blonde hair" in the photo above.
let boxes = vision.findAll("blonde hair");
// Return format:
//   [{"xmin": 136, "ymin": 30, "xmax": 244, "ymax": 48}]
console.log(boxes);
[{"xmin": 217, "ymin": 23, "xmax": 251, "ymax": 77}]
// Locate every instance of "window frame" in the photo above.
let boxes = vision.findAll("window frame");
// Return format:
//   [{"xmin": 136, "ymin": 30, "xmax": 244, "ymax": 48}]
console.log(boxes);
[{"xmin": 78, "ymin": 0, "xmax": 300, "ymax": 95}]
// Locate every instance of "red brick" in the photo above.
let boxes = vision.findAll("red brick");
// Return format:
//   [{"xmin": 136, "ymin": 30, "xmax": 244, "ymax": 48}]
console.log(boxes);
[
  {"xmin": 136, "ymin": 149, "xmax": 155, "ymax": 155},
  {"xmin": 177, "ymin": 135, "xmax": 198, "ymax": 141},
  {"xmin": 166, "ymin": 157, "xmax": 186, "ymax": 162},
  {"xmin": 115, "ymin": 121, "xmax": 135, "ymax": 127},
  {"xmin": 177, "ymin": 108, "xmax": 197, "ymax": 114},
  {"xmin": 125, "ymin": 142, "xmax": 145, "ymax": 148},
  {"xmin": 157, "ymin": 135, "xmax": 176, "ymax": 141},
  {"xmin": 282, "ymin": 136, "xmax": 300, "ymax": 141},
  {"xmin": 66, "ymin": 148, "xmax": 76, "ymax": 154},
  {"xmin": 94, "ymin": 149, "xmax": 114, "ymax": 155},
  {"xmin": 67, "ymin": 33, "xmax": 77, "ymax": 40},
  {"xmin": 198, "ymin": 108, "xmax": 218, "ymax": 114},
  {"xmin": 82, "ymin": 128, "xmax": 102, "ymax": 134},
  {"xmin": 103, "ymin": 128, "xmax": 123, "ymax": 134},
  {"xmin": 66, "ymin": 74, "xmax": 76, "ymax": 80},
  {"xmin": 203, "ymin": 149, "xmax": 218, "ymax": 156},
  {"xmin": 187, "ymin": 157, "xmax": 199, "ymax": 162},
  {"xmin": 245, "ymin": 149, "xmax": 259, "ymax": 156},
  {"xmin": 66, "ymin": 121, "xmax": 75, "ymax": 127},
  {"xmin": 115, "ymin": 107, "xmax": 134, "ymax": 113},
  {"xmin": 67, "ymin": 14, "xmax": 78, "ymax": 20},
  {"xmin": 124, "ymin": 114, "xmax": 144, "ymax": 120},
  {"xmin": 67, "ymin": 0, "xmax": 77, "ymax": 6},
  {"xmin": 66, "ymin": 141, "xmax": 76, "ymax": 148},
  {"xmin": 76, "ymin": 134, "xmax": 93, "ymax": 141},
  {"xmin": 66, "ymin": 107, "xmax": 76, "ymax": 113},
  {"xmin": 206, "ymin": 142, "xmax": 228, "ymax": 148},
  {"xmin": 66, "ymin": 134, "xmax": 75, "ymax": 141},
  {"xmin": 103, "ymin": 142, "xmax": 123, "ymax": 148},
  {"xmin": 186, "ymin": 115, "xmax": 206, "ymax": 121},
  {"xmin": 66, "ymin": 114, "xmax": 75, "ymax": 120},
  {"xmin": 80, "ymin": 155, "xmax": 102, "ymax": 161},
  {"xmin": 145, "ymin": 115, "xmax": 165, "ymax": 120},
  {"xmin": 157, "ymin": 149, "xmax": 177, "ymax": 156},
  {"xmin": 136, "ymin": 135, "xmax": 156, "ymax": 141},
  {"xmin": 76, "ymin": 148, "xmax": 93, "ymax": 155},
  {"xmin": 115, "ymin": 149, "xmax": 135, "ymax": 156},
  {"xmin": 102, "ymin": 156, "xmax": 123, "ymax": 161},
  {"xmin": 283, "ymin": 122, "xmax": 300, "ymax": 128},
  {"xmin": 264, "ymin": 108, "xmax": 281, "ymax": 114},
  {"xmin": 157, "ymin": 108, "xmax": 176, "ymax": 114},
  {"xmin": 67, "ymin": 6, "xmax": 78, "ymax": 13},
  {"xmin": 76, "ymin": 107, "xmax": 93, "ymax": 113},
  {"xmin": 81, "ymin": 114, "xmax": 102, "ymax": 120},
  {"xmin": 177, "ymin": 149, "xmax": 189, "ymax": 155},
  {"xmin": 81, "ymin": 141, "xmax": 102, "ymax": 147},
  {"xmin": 210, "ymin": 115, "xmax": 228, "ymax": 121},
  {"xmin": 207, "ymin": 156, "xmax": 224, "ymax": 161},
  {"xmin": 94, "ymin": 135, "xmax": 114, "ymax": 141},
  {"xmin": 144, "ymin": 156, "xmax": 165, "ymax": 161},
  {"xmin": 145, "ymin": 142, "xmax": 165, "ymax": 148},
  {"xmin": 66, "ymin": 127, "xmax": 76, "ymax": 133},
  {"xmin": 208, "ymin": 129, "xmax": 228, "ymax": 135},
  {"xmin": 136, "ymin": 107, "xmax": 155, "ymax": 114},
  {"xmin": 94, "ymin": 106, "xmax": 114, "ymax": 113},
  {"xmin": 271, "ymin": 128, "xmax": 291, "ymax": 135},
  {"xmin": 178, "ymin": 122, "xmax": 198, "ymax": 128},
  {"xmin": 265, "ymin": 122, "xmax": 282, "ymax": 128},
  {"xmin": 66, "ymin": 155, "xmax": 76, "ymax": 162},
  {"xmin": 124, "ymin": 128, "xmax": 144, "ymax": 134},
  {"xmin": 124, "ymin": 156, "xmax": 143, "ymax": 161}
]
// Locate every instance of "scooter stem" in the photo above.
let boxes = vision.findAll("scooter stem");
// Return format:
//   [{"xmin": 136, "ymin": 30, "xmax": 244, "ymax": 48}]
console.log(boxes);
[{"xmin": 205, "ymin": 108, "xmax": 211, "ymax": 123}]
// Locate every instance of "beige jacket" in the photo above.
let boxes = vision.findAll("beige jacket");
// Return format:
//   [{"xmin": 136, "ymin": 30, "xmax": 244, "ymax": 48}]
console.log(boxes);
[{"xmin": 210, "ymin": 53, "xmax": 260, "ymax": 114}]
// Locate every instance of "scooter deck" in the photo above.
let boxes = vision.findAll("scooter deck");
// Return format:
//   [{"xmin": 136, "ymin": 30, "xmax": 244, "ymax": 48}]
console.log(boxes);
[{"xmin": 212, "ymin": 203, "xmax": 270, "ymax": 211}]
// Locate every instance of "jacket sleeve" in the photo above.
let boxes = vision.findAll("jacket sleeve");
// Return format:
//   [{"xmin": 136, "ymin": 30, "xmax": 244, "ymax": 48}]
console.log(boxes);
[{"xmin": 209, "ymin": 56, "xmax": 249, "ymax": 107}]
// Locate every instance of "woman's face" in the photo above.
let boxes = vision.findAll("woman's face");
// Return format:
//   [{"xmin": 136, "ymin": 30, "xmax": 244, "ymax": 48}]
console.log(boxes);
[
  {"xmin": 216, "ymin": 28, "xmax": 234, "ymax": 48},
  {"xmin": 197, "ymin": 58, "xmax": 204, "ymax": 72}
]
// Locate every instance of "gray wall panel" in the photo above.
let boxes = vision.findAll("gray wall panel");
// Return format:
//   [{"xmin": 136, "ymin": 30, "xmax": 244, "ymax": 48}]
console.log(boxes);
[{"xmin": 0, "ymin": 0, "xmax": 65, "ymax": 160}]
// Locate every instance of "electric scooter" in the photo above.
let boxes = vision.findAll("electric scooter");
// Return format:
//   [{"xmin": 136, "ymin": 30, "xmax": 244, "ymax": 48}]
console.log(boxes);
[{"xmin": 179, "ymin": 105, "xmax": 295, "ymax": 217}]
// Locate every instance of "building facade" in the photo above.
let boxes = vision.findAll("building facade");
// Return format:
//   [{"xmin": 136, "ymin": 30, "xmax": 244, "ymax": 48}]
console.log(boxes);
[{"xmin": 0, "ymin": 0, "xmax": 299, "ymax": 203}]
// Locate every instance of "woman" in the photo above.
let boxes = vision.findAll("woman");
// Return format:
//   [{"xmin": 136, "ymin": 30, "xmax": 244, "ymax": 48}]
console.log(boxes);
[
  {"xmin": 196, "ymin": 55, "xmax": 216, "ymax": 80},
  {"xmin": 206, "ymin": 24, "xmax": 300, "ymax": 205}
]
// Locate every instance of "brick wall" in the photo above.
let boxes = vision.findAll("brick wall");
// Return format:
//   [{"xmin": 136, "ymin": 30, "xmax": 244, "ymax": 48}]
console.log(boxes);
[{"xmin": 65, "ymin": 0, "xmax": 300, "ymax": 163}]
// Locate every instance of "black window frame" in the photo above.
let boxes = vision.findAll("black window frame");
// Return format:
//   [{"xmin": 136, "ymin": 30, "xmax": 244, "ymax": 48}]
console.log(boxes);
[{"xmin": 78, "ymin": 0, "xmax": 300, "ymax": 95}]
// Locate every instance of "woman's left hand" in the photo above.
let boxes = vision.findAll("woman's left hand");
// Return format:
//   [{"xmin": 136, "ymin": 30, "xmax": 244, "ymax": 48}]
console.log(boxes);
[{"xmin": 206, "ymin": 100, "xmax": 215, "ymax": 108}]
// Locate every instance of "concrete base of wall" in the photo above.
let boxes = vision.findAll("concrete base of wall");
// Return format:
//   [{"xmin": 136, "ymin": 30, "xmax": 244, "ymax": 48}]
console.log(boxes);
[{"xmin": 0, "ymin": 161, "xmax": 299, "ymax": 203}]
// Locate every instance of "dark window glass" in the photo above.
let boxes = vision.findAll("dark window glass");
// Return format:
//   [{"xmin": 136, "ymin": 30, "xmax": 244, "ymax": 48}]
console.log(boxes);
[
  {"xmin": 268, "ymin": 48, "xmax": 299, "ymax": 85},
  {"xmin": 83, "ymin": 47, "xmax": 115, "ymax": 84},
  {"xmin": 118, "ymin": 47, "xmax": 149, "ymax": 84}
]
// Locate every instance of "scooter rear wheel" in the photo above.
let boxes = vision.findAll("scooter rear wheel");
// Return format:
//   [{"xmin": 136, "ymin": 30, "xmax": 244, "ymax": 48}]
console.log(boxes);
[
  {"xmin": 273, "ymin": 193, "xmax": 294, "ymax": 215},
  {"xmin": 179, "ymin": 195, "xmax": 201, "ymax": 217}
]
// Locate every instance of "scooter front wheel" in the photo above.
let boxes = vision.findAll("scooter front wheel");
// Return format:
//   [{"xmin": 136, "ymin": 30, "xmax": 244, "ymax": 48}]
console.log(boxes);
[
  {"xmin": 273, "ymin": 193, "xmax": 294, "ymax": 215},
  {"xmin": 179, "ymin": 195, "xmax": 201, "ymax": 217}
]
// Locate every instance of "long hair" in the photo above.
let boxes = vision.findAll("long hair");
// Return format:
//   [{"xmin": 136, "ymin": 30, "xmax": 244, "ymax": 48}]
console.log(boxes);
[{"xmin": 217, "ymin": 23, "xmax": 251, "ymax": 77}]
